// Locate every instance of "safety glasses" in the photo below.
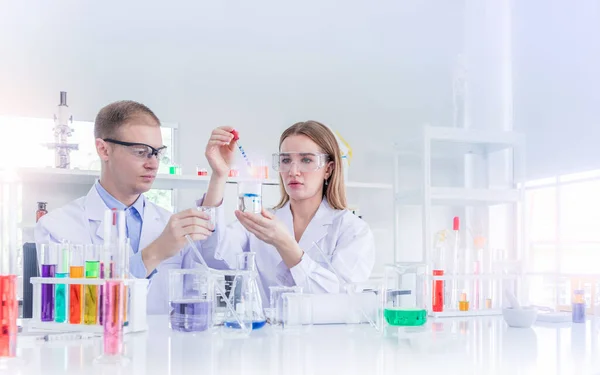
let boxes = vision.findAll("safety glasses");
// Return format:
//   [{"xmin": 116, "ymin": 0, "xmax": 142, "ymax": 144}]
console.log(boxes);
[
  {"xmin": 272, "ymin": 152, "xmax": 330, "ymax": 173},
  {"xmin": 104, "ymin": 138, "xmax": 167, "ymax": 160}
]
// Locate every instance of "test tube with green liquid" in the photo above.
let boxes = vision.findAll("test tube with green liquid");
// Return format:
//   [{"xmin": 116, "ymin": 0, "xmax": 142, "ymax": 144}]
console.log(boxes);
[
  {"xmin": 84, "ymin": 244, "xmax": 101, "ymax": 325},
  {"xmin": 55, "ymin": 242, "xmax": 69, "ymax": 323}
]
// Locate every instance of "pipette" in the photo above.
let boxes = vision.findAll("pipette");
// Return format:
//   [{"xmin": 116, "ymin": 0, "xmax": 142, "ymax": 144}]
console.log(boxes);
[
  {"xmin": 39, "ymin": 332, "xmax": 99, "ymax": 342},
  {"xmin": 184, "ymin": 235, "xmax": 250, "ymax": 333},
  {"xmin": 452, "ymin": 217, "xmax": 460, "ymax": 308},
  {"xmin": 231, "ymin": 129, "xmax": 252, "ymax": 169}
]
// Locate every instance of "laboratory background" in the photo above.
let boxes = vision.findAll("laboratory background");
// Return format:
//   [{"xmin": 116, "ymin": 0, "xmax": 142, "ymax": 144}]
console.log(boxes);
[{"xmin": 0, "ymin": 0, "xmax": 599, "ymax": 374}]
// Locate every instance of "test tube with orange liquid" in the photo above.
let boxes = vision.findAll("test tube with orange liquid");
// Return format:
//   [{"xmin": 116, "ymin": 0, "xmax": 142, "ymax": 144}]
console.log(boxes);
[{"xmin": 69, "ymin": 245, "xmax": 85, "ymax": 324}]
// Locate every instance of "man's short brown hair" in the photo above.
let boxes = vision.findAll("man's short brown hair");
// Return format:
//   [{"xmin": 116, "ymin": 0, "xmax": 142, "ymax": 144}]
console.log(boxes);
[{"xmin": 94, "ymin": 100, "xmax": 160, "ymax": 139}]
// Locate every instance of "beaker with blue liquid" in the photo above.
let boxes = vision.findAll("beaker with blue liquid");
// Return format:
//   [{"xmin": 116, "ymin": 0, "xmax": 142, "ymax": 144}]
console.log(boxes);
[
  {"xmin": 223, "ymin": 252, "xmax": 266, "ymax": 334},
  {"xmin": 237, "ymin": 180, "xmax": 262, "ymax": 214}
]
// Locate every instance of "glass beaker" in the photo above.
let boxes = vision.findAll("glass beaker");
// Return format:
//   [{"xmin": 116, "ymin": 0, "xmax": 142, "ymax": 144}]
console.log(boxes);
[
  {"xmin": 383, "ymin": 263, "xmax": 427, "ymax": 327},
  {"xmin": 223, "ymin": 253, "xmax": 266, "ymax": 332},
  {"xmin": 344, "ymin": 283, "xmax": 380, "ymax": 328},
  {"xmin": 196, "ymin": 206, "xmax": 216, "ymax": 230},
  {"xmin": 237, "ymin": 180, "xmax": 262, "ymax": 214},
  {"xmin": 211, "ymin": 270, "xmax": 237, "ymax": 328},
  {"xmin": 269, "ymin": 286, "xmax": 303, "ymax": 327},
  {"xmin": 169, "ymin": 269, "xmax": 214, "ymax": 332},
  {"xmin": 282, "ymin": 293, "xmax": 313, "ymax": 333}
]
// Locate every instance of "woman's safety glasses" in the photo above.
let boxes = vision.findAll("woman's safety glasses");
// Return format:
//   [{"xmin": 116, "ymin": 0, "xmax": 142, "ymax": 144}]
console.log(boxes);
[{"xmin": 272, "ymin": 152, "xmax": 330, "ymax": 173}]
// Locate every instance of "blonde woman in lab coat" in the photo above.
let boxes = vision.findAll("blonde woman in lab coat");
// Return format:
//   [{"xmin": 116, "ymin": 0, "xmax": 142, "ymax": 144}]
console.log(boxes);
[{"xmin": 200, "ymin": 121, "xmax": 375, "ymax": 299}]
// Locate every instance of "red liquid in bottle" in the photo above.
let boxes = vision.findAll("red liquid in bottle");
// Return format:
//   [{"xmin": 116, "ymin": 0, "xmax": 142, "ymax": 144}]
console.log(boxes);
[
  {"xmin": 36, "ymin": 202, "xmax": 48, "ymax": 222},
  {"xmin": 0, "ymin": 275, "xmax": 17, "ymax": 357},
  {"xmin": 432, "ymin": 270, "xmax": 444, "ymax": 312}
]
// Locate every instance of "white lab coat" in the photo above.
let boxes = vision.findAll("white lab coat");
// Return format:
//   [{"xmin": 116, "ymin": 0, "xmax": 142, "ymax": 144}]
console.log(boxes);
[
  {"xmin": 34, "ymin": 185, "xmax": 226, "ymax": 314},
  {"xmin": 203, "ymin": 199, "xmax": 376, "ymax": 305}
]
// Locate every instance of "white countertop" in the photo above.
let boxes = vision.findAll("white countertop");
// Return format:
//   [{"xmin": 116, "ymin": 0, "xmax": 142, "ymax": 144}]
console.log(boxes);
[{"xmin": 7, "ymin": 316, "xmax": 600, "ymax": 375}]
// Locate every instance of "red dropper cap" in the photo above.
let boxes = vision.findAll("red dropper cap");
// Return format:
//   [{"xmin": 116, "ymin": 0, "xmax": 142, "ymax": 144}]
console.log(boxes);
[
  {"xmin": 453, "ymin": 216, "xmax": 460, "ymax": 231},
  {"xmin": 231, "ymin": 129, "xmax": 239, "ymax": 141}
]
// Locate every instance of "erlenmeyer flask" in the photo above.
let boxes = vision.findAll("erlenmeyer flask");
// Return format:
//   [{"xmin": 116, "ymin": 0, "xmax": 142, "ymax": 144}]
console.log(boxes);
[{"xmin": 223, "ymin": 252, "xmax": 267, "ymax": 331}]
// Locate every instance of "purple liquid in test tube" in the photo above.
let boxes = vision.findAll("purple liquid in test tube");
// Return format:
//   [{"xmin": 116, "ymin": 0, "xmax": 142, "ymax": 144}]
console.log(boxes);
[
  {"xmin": 41, "ymin": 264, "xmax": 56, "ymax": 321},
  {"xmin": 572, "ymin": 289, "xmax": 586, "ymax": 323},
  {"xmin": 573, "ymin": 303, "xmax": 586, "ymax": 323}
]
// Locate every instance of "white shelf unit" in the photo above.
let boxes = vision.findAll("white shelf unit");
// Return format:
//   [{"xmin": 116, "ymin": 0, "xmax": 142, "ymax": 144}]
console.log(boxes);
[
  {"xmin": 393, "ymin": 125, "xmax": 527, "ymax": 318},
  {"xmin": 6, "ymin": 167, "xmax": 393, "ymax": 191}
]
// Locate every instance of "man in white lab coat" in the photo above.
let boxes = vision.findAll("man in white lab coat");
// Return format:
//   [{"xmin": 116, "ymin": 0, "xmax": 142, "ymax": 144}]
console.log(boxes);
[{"xmin": 35, "ymin": 100, "xmax": 218, "ymax": 314}]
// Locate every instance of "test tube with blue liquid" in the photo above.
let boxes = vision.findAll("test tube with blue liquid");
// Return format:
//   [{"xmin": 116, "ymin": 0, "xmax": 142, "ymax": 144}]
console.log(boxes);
[
  {"xmin": 54, "ymin": 243, "xmax": 69, "ymax": 323},
  {"xmin": 39, "ymin": 244, "xmax": 57, "ymax": 322}
]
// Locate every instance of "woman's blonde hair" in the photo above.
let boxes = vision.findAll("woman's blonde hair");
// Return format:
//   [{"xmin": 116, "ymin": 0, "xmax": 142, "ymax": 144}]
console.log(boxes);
[{"xmin": 274, "ymin": 120, "xmax": 347, "ymax": 210}]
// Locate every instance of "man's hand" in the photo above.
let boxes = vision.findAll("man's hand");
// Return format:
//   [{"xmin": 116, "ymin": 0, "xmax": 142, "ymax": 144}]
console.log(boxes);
[{"xmin": 142, "ymin": 208, "xmax": 214, "ymax": 273}]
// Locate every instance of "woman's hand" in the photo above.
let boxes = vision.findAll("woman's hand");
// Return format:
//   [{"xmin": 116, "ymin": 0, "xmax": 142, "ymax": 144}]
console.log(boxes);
[
  {"xmin": 235, "ymin": 209, "xmax": 303, "ymax": 267},
  {"xmin": 205, "ymin": 126, "xmax": 237, "ymax": 178}
]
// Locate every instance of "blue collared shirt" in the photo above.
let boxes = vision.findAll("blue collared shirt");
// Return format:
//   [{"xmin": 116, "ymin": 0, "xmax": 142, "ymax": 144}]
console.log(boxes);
[{"xmin": 95, "ymin": 181, "xmax": 150, "ymax": 278}]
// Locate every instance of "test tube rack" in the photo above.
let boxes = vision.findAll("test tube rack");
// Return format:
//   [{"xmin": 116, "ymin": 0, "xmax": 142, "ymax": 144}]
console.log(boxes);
[
  {"xmin": 427, "ymin": 272, "xmax": 522, "ymax": 318},
  {"xmin": 29, "ymin": 277, "xmax": 149, "ymax": 333}
]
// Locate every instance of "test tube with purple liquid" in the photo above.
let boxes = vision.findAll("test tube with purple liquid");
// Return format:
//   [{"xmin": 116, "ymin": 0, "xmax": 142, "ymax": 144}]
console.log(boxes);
[{"xmin": 39, "ymin": 244, "xmax": 58, "ymax": 322}]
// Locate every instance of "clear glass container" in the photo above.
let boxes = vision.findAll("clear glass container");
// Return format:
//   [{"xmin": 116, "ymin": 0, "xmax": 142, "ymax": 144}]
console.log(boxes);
[
  {"xmin": 344, "ymin": 282, "xmax": 380, "ymax": 328},
  {"xmin": 269, "ymin": 286, "xmax": 303, "ymax": 327},
  {"xmin": 237, "ymin": 180, "xmax": 262, "ymax": 214},
  {"xmin": 196, "ymin": 206, "xmax": 216, "ymax": 229},
  {"xmin": 383, "ymin": 263, "xmax": 427, "ymax": 327},
  {"xmin": 169, "ymin": 269, "xmax": 214, "ymax": 333},
  {"xmin": 211, "ymin": 270, "xmax": 237, "ymax": 328},
  {"xmin": 222, "ymin": 253, "xmax": 266, "ymax": 333},
  {"xmin": 282, "ymin": 293, "xmax": 313, "ymax": 333}
]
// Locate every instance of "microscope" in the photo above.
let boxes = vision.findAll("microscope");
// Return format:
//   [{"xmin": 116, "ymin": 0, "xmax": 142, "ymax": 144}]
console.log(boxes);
[{"xmin": 47, "ymin": 91, "xmax": 79, "ymax": 169}]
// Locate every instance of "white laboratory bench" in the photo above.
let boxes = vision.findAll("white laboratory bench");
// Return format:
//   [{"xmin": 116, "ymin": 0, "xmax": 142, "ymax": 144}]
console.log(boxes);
[{"xmin": 9, "ymin": 316, "xmax": 600, "ymax": 375}]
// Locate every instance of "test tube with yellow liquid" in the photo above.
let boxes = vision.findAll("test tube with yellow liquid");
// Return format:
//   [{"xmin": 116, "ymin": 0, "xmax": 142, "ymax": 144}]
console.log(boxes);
[{"xmin": 84, "ymin": 244, "xmax": 101, "ymax": 325}]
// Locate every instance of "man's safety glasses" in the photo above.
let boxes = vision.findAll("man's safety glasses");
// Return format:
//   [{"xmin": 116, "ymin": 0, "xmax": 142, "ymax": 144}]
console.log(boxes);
[{"xmin": 104, "ymin": 139, "xmax": 167, "ymax": 160}]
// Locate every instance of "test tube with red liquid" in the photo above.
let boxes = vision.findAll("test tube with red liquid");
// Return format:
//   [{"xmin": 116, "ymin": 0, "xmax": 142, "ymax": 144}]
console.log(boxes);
[
  {"xmin": 0, "ymin": 179, "xmax": 19, "ymax": 361},
  {"xmin": 94, "ymin": 209, "xmax": 128, "ymax": 366}
]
